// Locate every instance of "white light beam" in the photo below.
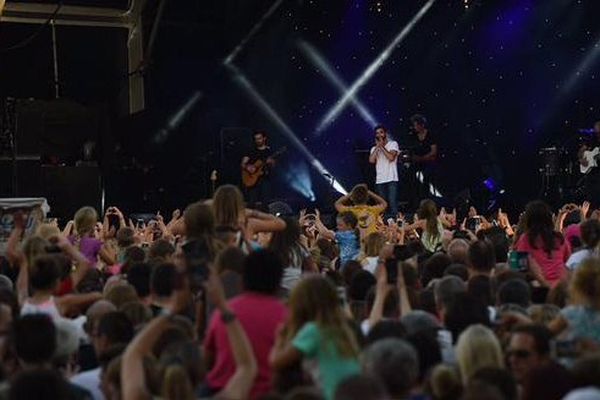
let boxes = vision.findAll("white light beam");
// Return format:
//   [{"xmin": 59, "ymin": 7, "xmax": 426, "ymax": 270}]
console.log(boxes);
[
  {"xmin": 226, "ymin": 63, "xmax": 348, "ymax": 194},
  {"xmin": 224, "ymin": 0, "xmax": 285, "ymax": 65},
  {"xmin": 316, "ymin": 0, "xmax": 436, "ymax": 134},
  {"xmin": 298, "ymin": 40, "xmax": 378, "ymax": 129}
]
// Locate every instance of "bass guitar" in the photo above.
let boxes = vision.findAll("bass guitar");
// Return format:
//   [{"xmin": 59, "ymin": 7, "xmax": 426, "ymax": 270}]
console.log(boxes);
[{"xmin": 242, "ymin": 146, "xmax": 287, "ymax": 188}]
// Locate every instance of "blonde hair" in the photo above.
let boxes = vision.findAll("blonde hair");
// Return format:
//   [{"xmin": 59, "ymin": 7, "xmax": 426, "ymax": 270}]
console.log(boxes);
[
  {"xmin": 22, "ymin": 235, "xmax": 50, "ymax": 268},
  {"xmin": 36, "ymin": 223, "xmax": 60, "ymax": 240},
  {"xmin": 285, "ymin": 275, "xmax": 359, "ymax": 358},
  {"xmin": 570, "ymin": 258, "xmax": 600, "ymax": 308},
  {"xmin": 455, "ymin": 324, "xmax": 504, "ymax": 384},
  {"xmin": 212, "ymin": 185, "xmax": 245, "ymax": 228},
  {"xmin": 162, "ymin": 364, "xmax": 194, "ymax": 400},
  {"xmin": 74, "ymin": 206, "xmax": 98, "ymax": 236},
  {"xmin": 364, "ymin": 232, "xmax": 386, "ymax": 257}
]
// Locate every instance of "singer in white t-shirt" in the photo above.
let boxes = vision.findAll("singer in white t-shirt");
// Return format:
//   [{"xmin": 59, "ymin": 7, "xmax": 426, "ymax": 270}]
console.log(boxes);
[{"xmin": 369, "ymin": 125, "xmax": 399, "ymax": 218}]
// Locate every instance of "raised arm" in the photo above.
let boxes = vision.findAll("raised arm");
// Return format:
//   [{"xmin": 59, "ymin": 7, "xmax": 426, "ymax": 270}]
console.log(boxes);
[
  {"xmin": 380, "ymin": 145, "xmax": 399, "ymax": 162},
  {"xmin": 369, "ymin": 190, "xmax": 388, "ymax": 212},
  {"xmin": 369, "ymin": 147, "xmax": 378, "ymax": 164},
  {"xmin": 54, "ymin": 234, "xmax": 92, "ymax": 289},
  {"xmin": 334, "ymin": 193, "xmax": 352, "ymax": 212},
  {"xmin": 314, "ymin": 209, "xmax": 335, "ymax": 241},
  {"xmin": 246, "ymin": 209, "xmax": 286, "ymax": 236}
]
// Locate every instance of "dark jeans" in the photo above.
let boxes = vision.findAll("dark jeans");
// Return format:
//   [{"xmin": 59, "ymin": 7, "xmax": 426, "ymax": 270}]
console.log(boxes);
[{"xmin": 376, "ymin": 181, "xmax": 398, "ymax": 218}]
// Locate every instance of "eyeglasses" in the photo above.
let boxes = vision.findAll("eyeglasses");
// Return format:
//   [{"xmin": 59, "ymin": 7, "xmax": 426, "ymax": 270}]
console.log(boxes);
[{"xmin": 507, "ymin": 349, "xmax": 532, "ymax": 359}]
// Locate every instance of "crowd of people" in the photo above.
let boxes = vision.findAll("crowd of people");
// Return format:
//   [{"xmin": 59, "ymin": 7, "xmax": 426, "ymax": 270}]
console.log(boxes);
[{"xmin": 1, "ymin": 182, "xmax": 600, "ymax": 400}]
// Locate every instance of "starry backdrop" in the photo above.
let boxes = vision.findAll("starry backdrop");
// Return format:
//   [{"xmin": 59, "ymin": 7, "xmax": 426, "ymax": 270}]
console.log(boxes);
[
  {"xmin": 197, "ymin": 0, "xmax": 600, "ymax": 212},
  {"xmin": 2, "ymin": 0, "xmax": 600, "ymax": 214}
]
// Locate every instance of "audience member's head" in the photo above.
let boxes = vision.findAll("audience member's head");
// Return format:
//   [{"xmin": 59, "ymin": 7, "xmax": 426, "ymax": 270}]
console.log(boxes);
[
  {"xmin": 185, "ymin": 200, "xmax": 216, "ymax": 238},
  {"xmin": 92, "ymin": 311, "xmax": 134, "ymax": 357},
  {"xmin": 400, "ymin": 310, "xmax": 440, "ymax": 336},
  {"xmin": 362, "ymin": 339, "xmax": 419, "ymax": 399},
  {"xmin": 443, "ymin": 263, "xmax": 469, "ymax": 281},
  {"xmin": 456, "ymin": 324, "xmax": 504, "ymax": 384},
  {"xmin": 11, "ymin": 314, "xmax": 56, "ymax": 366},
  {"xmin": 126, "ymin": 263, "xmax": 152, "ymax": 299},
  {"xmin": 421, "ymin": 253, "xmax": 452, "ymax": 288},
  {"xmin": 447, "ymin": 239, "xmax": 469, "ymax": 264},
  {"xmin": 571, "ymin": 354, "xmax": 600, "ymax": 390},
  {"xmin": 507, "ymin": 324, "xmax": 552, "ymax": 383},
  {"xmin": 434, "ymin": 275, "xmax": 466, "ymax": 315},
  {"xmin": 116, "ymin": 227, "xmax": 135, "ymax": 248},
  {"xmin": 467, "ymin": 240, "xmax": 496, "ymax": 276},
  {"xmin": 406, "ymin": 329, "xmax": 442, "ymax": 385},
  {"xmin": 151, "ymin": 263, "xmax": 177, "ymax": 299},
  {"xmin": 444, "ymin": 292, "xmax": 490, "ymax": 341},
  {"xmin": 215, "ymin": 246, "xmax": 246, "ymax": 274},
  {"xmin": 365, "ymin": 320, "xmax": 406, "ymax": 345},
  {"xmin": 497, "ymin": 278, "xmax": 531, "ymax": 308},
  {"xmin": 467, "ymin": 275, "xmax": 493, "ymax": 307},
  {"xmin": 243, "ymin": 250, "xmax": 283, "ymax": 295},
  {"xmin": 105, "ymin": 283, "xmax": 139, "ymax": 309},
  {"xmin": 149, "ymin": 239, "xmax": 176, "ymax": 262},
  {"xmin": 349, "ymin": 184, "xmax": 370, "ymax": 206}
]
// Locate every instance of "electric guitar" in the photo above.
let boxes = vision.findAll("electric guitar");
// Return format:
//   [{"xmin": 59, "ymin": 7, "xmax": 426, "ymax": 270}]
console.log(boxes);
[
  {"xmin": 241, "ymin": 146, "xmax": 287, "ymax": 188},
  {"xmin": 580, "ymin": 147, "xmax": 600, "ymax": 174}
]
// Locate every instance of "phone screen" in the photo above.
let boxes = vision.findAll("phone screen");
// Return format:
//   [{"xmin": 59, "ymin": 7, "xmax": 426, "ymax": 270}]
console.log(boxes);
[{"xmin": 509, "ymin": 251, "xmax": 529, "ymax": 272}]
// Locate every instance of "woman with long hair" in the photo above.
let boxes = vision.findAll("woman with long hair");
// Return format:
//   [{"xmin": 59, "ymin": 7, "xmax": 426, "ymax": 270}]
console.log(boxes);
[
  {"xmin": 268, "ymin": 217, "xmax": 317, "ymax": 291},
  {"xmin": 514, "ymin": 201, "xmax": 570, "ymax": 287},
  {"xmin": 455, "ymin": 324, "xmax": 504, "ymax": 385},
  {"xmin": 403, "ymin": 199, "xmax": 445, "ymax": 253},
  {"xmin": 269, "ymin": 275, "xmax": 360, "ymax": 399},
  {"xmin": 212, "ymin": 185, "xmax": 285, "ymax": 249}
]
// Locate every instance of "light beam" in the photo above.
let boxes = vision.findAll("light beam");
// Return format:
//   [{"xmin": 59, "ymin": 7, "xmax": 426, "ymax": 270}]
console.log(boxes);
[
  {"xmin": 297, "ymin": 40, "xmax": 378, "ymax": 129},
  {"xmin": 316, "ymin": 0, "xmax": 436, "ymax": 134}
]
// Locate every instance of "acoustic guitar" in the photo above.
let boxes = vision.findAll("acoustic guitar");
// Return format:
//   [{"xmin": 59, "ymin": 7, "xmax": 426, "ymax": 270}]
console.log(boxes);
[{"xmin": 242, "ymin": 146, "xmax": 287, "ymax": 188}]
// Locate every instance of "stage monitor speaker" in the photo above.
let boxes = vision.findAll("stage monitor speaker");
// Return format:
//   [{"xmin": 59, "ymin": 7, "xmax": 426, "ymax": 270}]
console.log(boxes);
[{"xmin": 41, "ymin": 166, "xmax": 102, "ymax": 222}]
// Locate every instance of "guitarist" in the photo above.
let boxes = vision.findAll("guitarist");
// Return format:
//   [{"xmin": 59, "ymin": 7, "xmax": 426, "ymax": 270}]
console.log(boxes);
[
  {"xmin": 578, "ymin": 121, "xmax": 600, "ymax": 202},
  {"xmin": 241, "ymin": 130, "xmax": 274, "ymax": 207}
]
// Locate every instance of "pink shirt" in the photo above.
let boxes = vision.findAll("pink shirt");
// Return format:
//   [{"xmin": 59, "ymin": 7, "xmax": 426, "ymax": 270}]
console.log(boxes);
[
  {"xmin": 204, "ymin": 292, "xmax": 288, "ymax": 399},
  {"xmin": 515, "ymin": 233, "xmax": 571, "ymax": 286}
]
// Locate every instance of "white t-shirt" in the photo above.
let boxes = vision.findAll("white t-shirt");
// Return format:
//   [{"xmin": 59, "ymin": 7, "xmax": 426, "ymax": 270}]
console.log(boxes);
[{"xmin": 370, "ymin": 140, "xmax": 399, "ymax": 184}]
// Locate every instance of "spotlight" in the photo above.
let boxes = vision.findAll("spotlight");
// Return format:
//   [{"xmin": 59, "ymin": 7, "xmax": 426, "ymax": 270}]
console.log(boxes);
[{"xmin": 286, "ymin": 162, "xmax": 317, "ymax": 202}]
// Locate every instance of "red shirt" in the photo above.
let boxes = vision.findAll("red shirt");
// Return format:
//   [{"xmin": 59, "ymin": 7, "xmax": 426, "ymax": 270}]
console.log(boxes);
[
  {"xmin": 515, "ymin": 233, "xmax": 571, "ymax": 287},
  {"xmin": 203, "ymin": 292, "xmax": 288, "ymax": 399}
]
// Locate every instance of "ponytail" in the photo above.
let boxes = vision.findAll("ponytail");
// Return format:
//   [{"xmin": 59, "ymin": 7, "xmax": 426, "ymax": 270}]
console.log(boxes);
[{"xmin": 162, "ymin": 364, "xmax": 194, "ymax": 400}]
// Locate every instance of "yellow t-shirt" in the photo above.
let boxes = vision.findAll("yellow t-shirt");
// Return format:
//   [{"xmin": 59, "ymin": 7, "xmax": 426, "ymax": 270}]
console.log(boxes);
[{"xmin": 346, "ymin": 205, "xmax": 384, "ymax": 238}]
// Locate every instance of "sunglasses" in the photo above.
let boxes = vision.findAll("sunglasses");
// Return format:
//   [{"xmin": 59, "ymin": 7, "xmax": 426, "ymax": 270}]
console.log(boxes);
[{"xmin": 507, "ymin": 349, "xmax": 532, "ymax": 359}]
